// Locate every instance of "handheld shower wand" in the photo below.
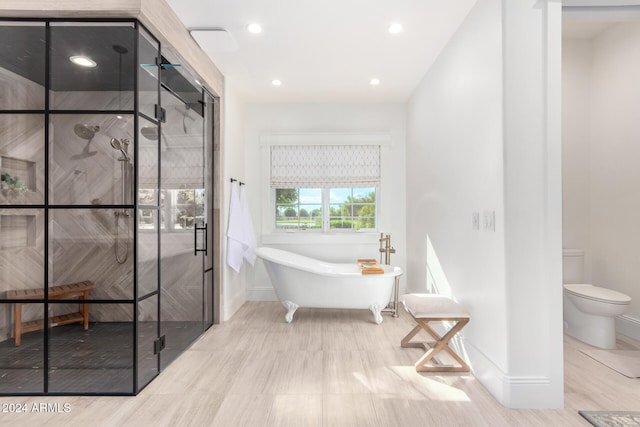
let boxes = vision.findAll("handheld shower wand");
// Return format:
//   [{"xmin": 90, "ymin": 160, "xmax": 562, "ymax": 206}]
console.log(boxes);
[
  {"xmin": 110, "ymin": 138, "xmax": 130, "ymax": 161},
  {"xmin": 110, "ymin": 138, "xmax": 131, "ymax": 264}
]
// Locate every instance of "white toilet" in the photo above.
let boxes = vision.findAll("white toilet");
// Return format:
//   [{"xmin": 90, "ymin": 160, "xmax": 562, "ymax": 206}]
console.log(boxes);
[{"xmin": 562, "ymin": 249, "xmax": 631, "ymax": 349}]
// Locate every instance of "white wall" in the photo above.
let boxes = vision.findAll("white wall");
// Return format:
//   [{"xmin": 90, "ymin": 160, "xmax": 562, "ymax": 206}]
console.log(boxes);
[
  {"xmin": 221, "ymin": 78, "xmax": 248, "ymax": 321},
  {"xmin": 407, "ymin": 0, "xmax": 563, "ymax": 408},
  {"xmin": 562, "ymin": 38, "xmax": 593, "ymax": 281},
  {"xmin": 563, "ymin": 22, "xmax": 640, "ymax": 339},
  {"xmin": 407, "ymin": 0, "xmax": 507, "ymax": 365},
  {"xmin": 243, "ymin": 103, "xmax": 407, "ymax": 301},
  {"xmin": 502, "ymin": 0, "xmax": 563, "ymax": 408}
]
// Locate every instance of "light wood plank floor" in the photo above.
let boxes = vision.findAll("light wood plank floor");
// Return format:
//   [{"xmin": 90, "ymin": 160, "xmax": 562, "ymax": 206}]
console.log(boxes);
[{"xmin": 1, "ymin": 301, "xmax": 638, "ymax": 426}]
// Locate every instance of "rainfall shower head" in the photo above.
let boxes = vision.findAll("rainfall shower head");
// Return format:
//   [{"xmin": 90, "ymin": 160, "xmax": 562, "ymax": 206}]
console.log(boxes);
[
  {"xmin": 141, "ymin": 126, "xmax": 158, "ymax": 141},
  {"xmin": 110, "ymin": 138, "xmax": 130, "ymax": 161},
  {"xmin": 74, "ymin": 124, "xmax": 100, "ymax": 141},
  {"xmin": 112, "ymin": 44, "xmax": 129, "ymax": 55},
  {"xmin": 71, "ymin": 124, "xmax": 100, "ymax": 159}
]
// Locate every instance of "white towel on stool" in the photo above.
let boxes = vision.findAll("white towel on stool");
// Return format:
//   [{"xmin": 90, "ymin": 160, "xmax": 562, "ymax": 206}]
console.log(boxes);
[{"xmin": 226, "ymin": 182, "xmax": 244, "ymax": 272}]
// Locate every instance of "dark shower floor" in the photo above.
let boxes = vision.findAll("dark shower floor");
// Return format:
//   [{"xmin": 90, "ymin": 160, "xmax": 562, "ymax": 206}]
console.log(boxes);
[{"xmin": 0, "ymin": 321, "xmax": 204, "ymax": 394}]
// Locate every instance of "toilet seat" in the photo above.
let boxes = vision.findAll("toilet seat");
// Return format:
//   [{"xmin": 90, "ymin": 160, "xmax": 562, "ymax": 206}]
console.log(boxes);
[{"xmin": 564, "ymin": 284, "xmax": 631, "ymax": 305}]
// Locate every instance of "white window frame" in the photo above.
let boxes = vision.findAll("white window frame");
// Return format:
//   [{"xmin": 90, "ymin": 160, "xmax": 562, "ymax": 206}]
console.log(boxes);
[
  {"xmin": 260, "ymin": 132, "xmax": 390, "ymax": 243},
  {"xmin": 273, "ymin": 186, "xmax": 378, "ymax": 232}
]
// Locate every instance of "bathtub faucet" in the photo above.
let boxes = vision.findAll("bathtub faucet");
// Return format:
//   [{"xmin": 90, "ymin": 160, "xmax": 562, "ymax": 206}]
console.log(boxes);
[{"xmin": 379, "ymin": 233, "xmax": 396, "ymax": 265}]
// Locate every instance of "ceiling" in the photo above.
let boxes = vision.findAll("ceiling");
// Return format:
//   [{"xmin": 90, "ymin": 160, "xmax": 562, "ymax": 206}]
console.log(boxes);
[
  {"xmin": 166, "ymin": 0, "xmax": 477, "ymax": 103},
  {"xmin": 0, "ymin": 25, "xmax": 136, "ymax": 92},
  {"xmin": 0, "ymin": 23, "xmax": 199, "ymax": 103}
]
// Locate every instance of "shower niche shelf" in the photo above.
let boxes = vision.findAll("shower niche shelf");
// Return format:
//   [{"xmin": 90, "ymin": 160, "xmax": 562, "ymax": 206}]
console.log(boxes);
[
  {"xmin": 1, "ymin": 156, "xmax": 36, "ymax": 193},
  {"xmin": 0, "ymin": 214, "xmax": 36, "ymax": 249}
]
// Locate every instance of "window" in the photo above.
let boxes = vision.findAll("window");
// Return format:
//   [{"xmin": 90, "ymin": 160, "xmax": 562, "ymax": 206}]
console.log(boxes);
[
  {"xmin": 329, "ymin": 187, "xmax": 376, "ymax": 229},
  {"xmin": 137, "ymin": 188, "xmax": 204, "ymax": 232},
  {"xmin": 271, "ymin": 144, "xmax": 380, "ymax": 232},
  {"xmin": 275, "ymin": 188, "xmax": 322, "ymax": 230},
  {"xmin": 169, "ymin": 188, "xmax": 205, "ymax": 230},
  {"xmin": 275, "ymin": 187, "xmax": 377, "ymax": 231}
]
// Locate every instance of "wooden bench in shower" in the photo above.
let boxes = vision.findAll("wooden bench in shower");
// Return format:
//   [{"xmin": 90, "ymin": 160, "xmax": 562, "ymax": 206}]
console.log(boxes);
[{"xmin": 5, "ymin": 280, "xmax": 96, "ymax": 346}]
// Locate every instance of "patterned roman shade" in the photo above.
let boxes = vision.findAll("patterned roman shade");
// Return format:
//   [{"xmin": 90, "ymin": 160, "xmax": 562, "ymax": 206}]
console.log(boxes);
[
  {"xmin": 139, "ymin": 146, "xmax": 204, "ymax": 189},
  {"xmin": 270, "ymin": 144, "xmax": 380, "ymax": 188}
]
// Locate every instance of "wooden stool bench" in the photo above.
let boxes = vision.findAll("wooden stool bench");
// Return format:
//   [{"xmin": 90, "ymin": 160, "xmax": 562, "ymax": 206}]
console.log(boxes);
[
  {"xmin": 400, "ymin": 293, "xmax": 470, "ymax": 372},
  {"xmin": 5, "ymin": 281, "xmax": 96, "ymax": 346}
]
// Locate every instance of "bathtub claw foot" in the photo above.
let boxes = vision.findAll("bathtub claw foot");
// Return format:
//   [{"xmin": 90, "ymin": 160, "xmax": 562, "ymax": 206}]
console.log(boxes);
[
  {"xmin": 370, "ymin": 304, "xmax": 383, "ymax": 324},
  {"xmin": 282, "ymin": 300, "xmax": 299, "ymax": 323}
]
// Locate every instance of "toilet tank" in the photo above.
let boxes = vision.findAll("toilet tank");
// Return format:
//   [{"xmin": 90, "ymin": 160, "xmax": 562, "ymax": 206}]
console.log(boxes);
[{"xmin": 562, "ymin": 249, "xmax": 585, "ymax": 284}]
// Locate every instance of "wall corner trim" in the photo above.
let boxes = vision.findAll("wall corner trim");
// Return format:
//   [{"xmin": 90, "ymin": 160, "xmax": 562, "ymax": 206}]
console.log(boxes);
[{"xmin": 464, "ymin": 338, "xmax": 563, "ymax": 409}]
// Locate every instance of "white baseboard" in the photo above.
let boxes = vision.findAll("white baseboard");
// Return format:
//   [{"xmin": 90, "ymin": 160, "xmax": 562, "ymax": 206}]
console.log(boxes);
[
  {"xmin": 463, "ymin": 338, "xmax": 563, "ymax": 408},
  {"xmin": 223, "ymin": 289, "xmax": 247, "ymax": 322},
  {"xmin": 247, "ymin": 286, "xmax": 278, "ymax": 301},
  {"xmin": 502, "ymin": 376, "xmax": 561, "ymax": 409},
  {"xmin": 617, "ymin": 315, "xmax": 640, "ymax": 341}
]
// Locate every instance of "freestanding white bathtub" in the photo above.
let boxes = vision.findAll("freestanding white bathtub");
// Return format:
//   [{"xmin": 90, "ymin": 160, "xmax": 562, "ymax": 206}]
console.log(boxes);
[{"xmin": 256, "ymin": 247, "xmax": 403, "ymax": 324}]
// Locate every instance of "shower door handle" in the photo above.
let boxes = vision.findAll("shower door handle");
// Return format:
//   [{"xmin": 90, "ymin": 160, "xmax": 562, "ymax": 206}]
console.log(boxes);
[{"xmin": 194, "ymin": 223, "xmax": 207, "ymax": 256}]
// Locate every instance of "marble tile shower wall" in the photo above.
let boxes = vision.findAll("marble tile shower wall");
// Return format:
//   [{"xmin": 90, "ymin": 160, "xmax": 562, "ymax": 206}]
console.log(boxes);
[
  {"xmin": 50, "ymin": 110, "xmax": 132, "ymax": 206},
  {"xmin": 0, "ymin": 65, "xmax": 200, "ymax": 344},
  {"xmin": 0, "ymin": 73, "xmax": 141, "ymax": 340},
  {"xmin": 0, "ymin": 66, "xmax": 45, "ymax": 341},
  {"xmin": 0, "ymin": 36, "xmax": 210, "ymax": 354},
  {"xmin": 0, "ymin": 63, "xmax": 44, "ymax": 110}
]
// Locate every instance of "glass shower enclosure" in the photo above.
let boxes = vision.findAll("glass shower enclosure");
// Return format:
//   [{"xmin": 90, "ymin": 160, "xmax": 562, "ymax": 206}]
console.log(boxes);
[{"xmin": 0, "ymin": 19, "xmax": 217, "ymax": 395}]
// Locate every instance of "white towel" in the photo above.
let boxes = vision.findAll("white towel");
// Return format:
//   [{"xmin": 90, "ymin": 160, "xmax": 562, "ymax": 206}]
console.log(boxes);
[
  {"xmin": 226, "ymin": 182, "xmax": 244, "ymax": 272},
  {"xmin": 239, "ymin": 184, "xmax": 257, "ymax": 265}
]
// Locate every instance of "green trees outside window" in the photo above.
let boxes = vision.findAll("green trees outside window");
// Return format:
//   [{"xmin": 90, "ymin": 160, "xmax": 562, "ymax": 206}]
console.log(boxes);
[{"xmin": 275, "ymin": 187, "xmax": 376, "ymax": 231}]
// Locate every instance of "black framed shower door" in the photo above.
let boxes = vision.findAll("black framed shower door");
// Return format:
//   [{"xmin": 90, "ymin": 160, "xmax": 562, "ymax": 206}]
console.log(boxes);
[{"xmin": 0, "ymin": 18, "xmax": 216, "ymax": 396}]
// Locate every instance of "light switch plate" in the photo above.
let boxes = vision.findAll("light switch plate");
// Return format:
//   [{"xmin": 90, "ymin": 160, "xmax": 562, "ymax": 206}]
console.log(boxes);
[{"xmin": 483, "ymin": 211, "xmax": 495, "ymax": 232}]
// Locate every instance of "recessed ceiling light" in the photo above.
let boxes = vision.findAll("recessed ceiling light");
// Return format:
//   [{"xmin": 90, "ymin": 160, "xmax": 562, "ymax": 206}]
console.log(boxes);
[
  {"xmin": 69, "ymin": 55, "xmax": 97, "ymax": 68},
  {"xmin": 388, "ymin": 23, "xmax": 403, "ymax": 34},
  {"xmin": 272, "ymin": 79, "xmax": 282, "ymax": 86},
  {"xmin": 247, "ymin": 23, "xmax": 262, "ymax": 34},
  {"xmin": 370, "ymin": 78, "xmax": 380, "ymax": 86}
]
